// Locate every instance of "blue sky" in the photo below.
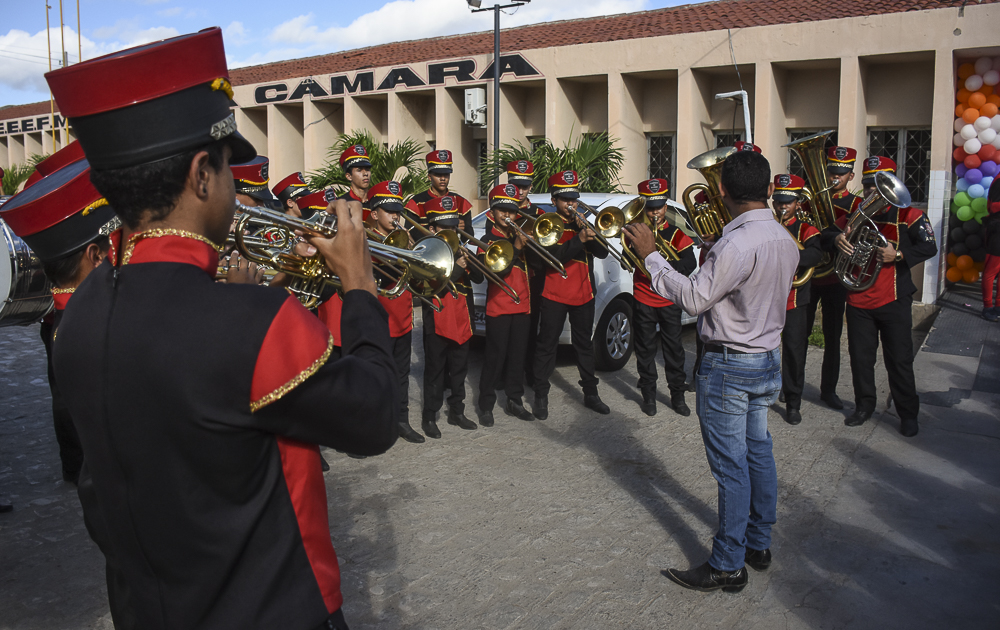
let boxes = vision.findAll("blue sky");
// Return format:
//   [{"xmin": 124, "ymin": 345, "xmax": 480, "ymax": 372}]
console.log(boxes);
[{"xmin": 0, "ymin": 0, "xmax": 685, "ymax": 108}]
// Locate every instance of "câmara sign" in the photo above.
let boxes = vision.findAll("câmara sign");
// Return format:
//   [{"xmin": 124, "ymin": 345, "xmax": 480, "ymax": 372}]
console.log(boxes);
[{"xmin": 251, "ymin": 53, "xmax": 541, "ymax": 105}]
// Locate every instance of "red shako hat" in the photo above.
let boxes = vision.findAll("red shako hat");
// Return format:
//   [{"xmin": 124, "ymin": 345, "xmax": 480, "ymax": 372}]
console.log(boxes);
[
  {"xmin": 772, "ymin": 174, "xmax": 806, "ymax": 201},
  {"xmin": 548, "ymin": 170, "xmax": 580, "ymax": 199},
  {"xmin": 506, "ymin": 160, "xmax": 534, "ymax": 186},
  {"xmin": 426, "ymin": 150, "xmax": 453, "ymax": 174},
  {"xmin": 368, "ymin": 181, "xmax": 404, "ymax": 212},
  {"xmin": 638, "ymin": 178, "xmax": 669, "ymax": 207},
  {"xmin": 231, "ymin": 155, "xmax": 278, "ymax": 207},
  {"xmin": 340, "ymin": 145, "xmax": 372, "ymax": 172},
  {"xmin": 826, "ymin": 146, "xmax": 857, "ymax": 175},
  {"xmin": 489, "ymin": 183, "xmax": 521, "ymax": 211},
  {"xmin": 862, "ymin": 156, "xmax": 896, "ymax": 185},
  {"xmin": 273, "ymin": 172, "xmax": 312, "ymax": 203},
  {"xmin": 733, "ymin": 141, "xmax": 762, "ymax": 154},
  {"xmin": 25, "ymin": 141, "xmax": 86, "ymax": 189}
]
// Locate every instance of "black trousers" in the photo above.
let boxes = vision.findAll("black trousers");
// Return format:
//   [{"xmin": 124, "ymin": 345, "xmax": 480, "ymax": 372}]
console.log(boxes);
[
  {"xmin": 805, "ymin": 281, "xmax": 847, "ymax": 396},
  {"xmin": 479, "ymin": 313, "xmax": 530, "ymax": 411},
  {"xmin": 524, "ymin": 273, "xmax": 546, "ymax": 385},
  {"xmin": 421, "ymin": 308, "xmax": 469, "ymax": 414},
  {"xmin": 390, "ymin": 333, "xmax": 412, "ymax": 424},
  {"xmin": 846, "ymin": 297, "xmax": 919, "ymax": 420},
  {"xmin": 40, "ymin": 322, "xmax": 83, "ymax": 480},
  {"xmin": 633, "ymin": 301, "xmax": 686, "ymax": 394},
  {"xmin": 781, "ymin": 305, "xmax": 809, "ymax": 410},
  {"xmin": 532, "ymin": 297, "xmax": 599, "ymax": 397}
]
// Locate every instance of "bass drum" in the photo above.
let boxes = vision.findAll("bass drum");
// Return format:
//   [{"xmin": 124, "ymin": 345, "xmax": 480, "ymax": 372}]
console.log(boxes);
[{"xmin": 0, "ymin": 203, "xmax": 54, "ymax": 327}]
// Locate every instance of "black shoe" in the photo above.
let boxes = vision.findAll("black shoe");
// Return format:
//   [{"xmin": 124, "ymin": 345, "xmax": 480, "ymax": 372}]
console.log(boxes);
[
  {"xmin": 320, "ymin": 455, "xmax": 330, "ymax": 472},
  {"xmin": 505, "ymin": 399, "xmax": 534, "ymax": 421},
  {"xmin": 821, "ymin": 392, "xmax": 845, "ymax": 410},
  {"xmin": 640, "ymin": 389, "xmax": 657, "ymax": 417},
  {"xmin": 778, "ymin": 391, "xmax": 785, "ymax": 404},
  {"xmin": 533, "ymin": 394, "xmax": 548, "ymax": 420},
  {"xmin": 845, "ymin": 409, "xmax": 872, "ymax": 427},
  {"xmin": 479, "ymin": 409, "xmax": 494, "ymax": 427},
  {"xmin": 671, "ymin": 392, "xmax": 691, "ymax": 417},
  {"xmin": 686, "ymin": 381, "xmax": 696, "ymax": 393},
  {"xmin": 421, "ymin": 414, "xmax": 442, "ymax": 439},
  {"xmin": 397, "ymin": 421, "xmax": 426, "ymax": 443},
  {"xmin": 447, "ymin": 409, "xmax": 477, "ymax": 430},
  {"xmin": 662, "ymin": 561, "xmax": 748, "ymax": 593},
  {"xmin": 0, "ymin": 502, "xmax": 11, "ymax": 514},
  {"xmin": 900, "ymin": 417, "xmax": 919, "ymax": 437},
  {"xmin": 584, "ymin": 394, "xmax": 610, "ymax": 414},
  {"xmin": 744, "ymin": 548, "xmax": 772, "ymax": 572},
  {"xmin": 983, "ymin": 307, "xmax": 1000, "ymax": 323},
  {"xmin": 785, "ymin": 407, "xmax": 802, "ymax": 426}
]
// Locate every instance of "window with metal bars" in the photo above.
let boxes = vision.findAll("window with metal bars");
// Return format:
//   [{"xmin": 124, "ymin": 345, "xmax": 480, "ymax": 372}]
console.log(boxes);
[
  {"xmin": 866, "ymin": 128, "xmax": 931, "ymax": 205},
  {"xmin": 647, "ymin": 133, "xmax": 675, "ymax": 196},
  {"xmin": 713, "ymin": 131, "xmax": 743, "ymax": 149},
  {"xmin": 785, "ymin": 129, "xmax": 838, "ymax": 179},
  {"xmin": 477, "ymin": 140, "xmax": 489, "ymax": 198}
]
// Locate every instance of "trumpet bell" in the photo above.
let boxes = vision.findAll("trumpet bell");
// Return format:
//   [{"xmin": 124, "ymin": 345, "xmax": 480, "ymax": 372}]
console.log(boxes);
[
  {"xmin": 622, "ymin": 197, "xmax": 646, "ymax": 224},
  {"xmin": 484, "ymin": 240, "xmax": 514, "ymax": 273},
  {"xmin": 595, "ymin": 207, "xmax": 625, "ymax": 239},
  {"xmin": 533, "ymin": 213, "xmax": 565, "ymax": 247}
]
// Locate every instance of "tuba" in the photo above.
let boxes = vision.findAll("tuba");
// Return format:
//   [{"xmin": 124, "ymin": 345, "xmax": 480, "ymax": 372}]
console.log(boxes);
[
  {"xmin": 835, "ymin": 172, "xmax": 911, "ymax": 292},
  {"xmin": 680, "ymin": 146, "xmax": 736, "ymax": 240},
  {"xmin": 783, "ymin": 130, "xmax": 839, "ymax": 278}
]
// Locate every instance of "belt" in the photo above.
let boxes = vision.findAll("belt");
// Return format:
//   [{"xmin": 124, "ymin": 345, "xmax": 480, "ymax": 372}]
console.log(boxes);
[{"xmin": 704, "ymin": 343, "xmax": 751, "ymax": 355}]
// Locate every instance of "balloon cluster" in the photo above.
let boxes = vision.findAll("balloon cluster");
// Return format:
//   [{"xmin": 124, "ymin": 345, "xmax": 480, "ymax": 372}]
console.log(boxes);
[{"xmin": 948, "ymin": 56, "xmax": 1000, "ymax": 284}]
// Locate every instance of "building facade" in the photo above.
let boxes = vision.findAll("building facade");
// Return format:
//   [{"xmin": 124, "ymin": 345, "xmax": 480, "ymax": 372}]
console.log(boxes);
[{"xmin": 1, "ymin": 0, "xmax": 998, "ymax": 303}]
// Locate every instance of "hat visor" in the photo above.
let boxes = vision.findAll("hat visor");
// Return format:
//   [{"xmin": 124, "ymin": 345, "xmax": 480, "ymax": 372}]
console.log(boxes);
[
  {"xmin": 552, "ymin": 190, "xmax": 580, "ymax": 199},
  {"xmin": 428, "ymin": 166, "xmax": 453, "ymax": 174},
  {"xmin": 826, "ymin": 165, "xmax": 852, "ymax": 175},
  {"xmin": 508, "ymin": 176, "xmax": 532, "ymax": 186},
  {"xmin": 490, "ymin": 199, "xmax": 520, "ymax": 211},
  {"xmin": 771, "ymin": 192, "xmax": 799, "ymax": 202},
  {"xmin": 245, "ymin": 187, "xmax": 278, "ymax": 206},
  {"xmin": 227, "ymin": 131, "xmax": 257, "ymax": 165},
  {"xmin": 429, "ymin": 217, "xmax": 459, "ymax": 229},
  {"xmin": 346, "ymin": 159, "xmax": 372, "ymax": 171},
  {"xmin": 373, "ymin": 201, "xmax": 403, "ymax": 213},
  {"xmin": 642, "ymin": 198, "xmax": 667, "ymax": 209}
]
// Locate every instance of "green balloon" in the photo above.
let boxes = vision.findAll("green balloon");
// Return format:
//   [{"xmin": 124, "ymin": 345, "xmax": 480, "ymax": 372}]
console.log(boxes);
[
  {"xmin": 955, "ymin": 192, "xmax": 972, "ymax": 207},
  {"xmin": 975, "ymin": 213, "xmax": 984, "ymax": 224},
  {"xmin": 957, "ymin": 205, "xmax": 973, "ymax": 221},
  {"xmin": 951, "ymin": 199, "xmax": 959, "ymax": 213},
  {"xmin": 971, "ymin": 197, "xmax": 988, "ymax": 213}
]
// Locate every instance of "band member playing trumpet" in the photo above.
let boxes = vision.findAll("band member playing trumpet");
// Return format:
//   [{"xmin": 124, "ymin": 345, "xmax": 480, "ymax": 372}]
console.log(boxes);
[
  {"xmin": 478, "ymin": 184, "xmax": 535, "ymax": 426},
  {"xmin": 627, "ymin": 178, "xmax": 696, "ymax": 417},
  {"xmin": 419, "ymin": 196, "xmax": 483, "ymax": 437},
  {"xmin": 369, "ymin": 181, "xmax": 426, "ymax": 444},
  {"xmin": 530, "ymin": 170, "xmax": 611, "ymax": 418},
  {"xmin": 829, "ymin": 156, "xmax": 937, "ymax": 437},
  {"xmin": 772, "ymin": 174, "xmax": 822, "ymax": 426},
  {"xmin": 405, "ymin": 149, "xmax": 472, "ymax": 233},
  {"xmin": 273, "ymin": 171, "xmax": 313, "ymax": 218},
  {"xmin": 337, "ymin": 144, "xmax": 372, "ymax": 221}
]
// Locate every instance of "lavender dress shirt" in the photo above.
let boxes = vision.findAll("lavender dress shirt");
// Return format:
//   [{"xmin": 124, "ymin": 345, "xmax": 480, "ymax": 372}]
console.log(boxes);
[{"xmin": 644, "ymin": 207, "xmax": 799, "ymax": 353}]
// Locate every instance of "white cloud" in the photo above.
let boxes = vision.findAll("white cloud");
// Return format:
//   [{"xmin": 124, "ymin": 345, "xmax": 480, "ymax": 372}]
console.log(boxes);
[
  {"xmin": 157, "ymin": 7, "xmax": 183, "ymax": 17},
  {"xmin": 224, "ymin": 21, "xmax": 250, "ymax": 47}
]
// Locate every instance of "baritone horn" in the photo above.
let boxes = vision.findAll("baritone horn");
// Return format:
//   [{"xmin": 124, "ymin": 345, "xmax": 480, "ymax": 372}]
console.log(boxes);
[
  {"xmin": 681, "ymin": 146, "xmax": 737, "ymax": 240},
  {"xmin": 835, "ymin": 172, "xmax": 911, "ymax": 292},
  {"xmin": 783, "ymin": 130, "xmax": 839, "ymax": 278}
]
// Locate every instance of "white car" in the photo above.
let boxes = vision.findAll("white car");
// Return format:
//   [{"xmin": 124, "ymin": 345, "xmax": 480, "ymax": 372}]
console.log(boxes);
[{"xmin": 470, "ymin": 193, "xmax": 698, "ymax": 372}]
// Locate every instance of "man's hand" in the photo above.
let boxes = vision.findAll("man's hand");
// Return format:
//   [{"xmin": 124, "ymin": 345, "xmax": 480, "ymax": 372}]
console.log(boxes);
[
  {"xmin": 513, "ymin": 230, "xmax": 528, "ymax": 251},
  {"xmin": 223, "ymin": 251, "xmax": 265, "ymax": 285},
  {"xmin": 304, "ymin": 199, "xmax": 377, "ymax": 297},
  {"xmin": 455, "ymin": 248, "xmax": 469, "ymax": 269},
  {"xmin": 623, "ymin": 223, "xmax": 656, "ymax": 260},
  {"xmin": 835, "ymin": 227, "xmax": 854, "ymax": 256},
  {"xmin": 879, "ymin": 243, "xmax": 898, "ymax": 263}
]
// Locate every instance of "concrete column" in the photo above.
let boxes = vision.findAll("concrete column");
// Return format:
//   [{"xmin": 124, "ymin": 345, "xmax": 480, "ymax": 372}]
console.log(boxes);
[
  {"xmin": 838, "ymin": 56, "xmax": 867, "ymax": 181},
  {"xmin": 675, "ymin": 69, "xmax": 711, "ymax": 195},
  {"xmin": 611, "ymin": 73, "xmax": 646, "ymax": 192},
  {"xmin": 922, "ymin": 49, "xmax": 957, "ymax": 304},
  {"xmin": 267, "ymin": 103, "xmax": 304, "ymax": 182},
  {"xmin": 753, "ymin": 62, "xmax": 787, "ymax": 168}
]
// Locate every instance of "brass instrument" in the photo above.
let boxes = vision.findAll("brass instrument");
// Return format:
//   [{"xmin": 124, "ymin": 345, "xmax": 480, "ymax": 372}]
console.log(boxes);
[
  {"xmin": 516, "ymin": 208, "xmax": 566, "ymax": 248},
  {"xmin": 771, "ymin": 205, "xmax": 815, "ymax": 289},
  {"xmin": 233, "ymin": 203, "xmax": 454, "ymax": 309},
  {"xmin": 368, "ymin": 224, "xmax": 443, "ymax": 312},
  {"xmin": 680, "ymin": 146, "xmax": 737, "ymax": 240},
  {"xmin": 592, "ymin": 197, "xmax": 653, "ymax": 275},
  {"xmin": 783, "ymin": 130, "xmax": 839, "ymax": 278},
  {"xmin": 505, "ymin": 212, "xmax": 567, "ymax": 277},
  {"xmin": 835, "ymin": 171, "xmax": 911, "ymax": 292},
  {"xmin": 574, "ymin": 199, "xmax": 635, "ymax": 273}
]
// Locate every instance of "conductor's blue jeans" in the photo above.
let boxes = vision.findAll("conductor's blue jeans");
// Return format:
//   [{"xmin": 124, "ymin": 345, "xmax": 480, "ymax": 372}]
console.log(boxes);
[{"xmin": 696, "ymin": 347, "xmax": 781, "ymax": 572}]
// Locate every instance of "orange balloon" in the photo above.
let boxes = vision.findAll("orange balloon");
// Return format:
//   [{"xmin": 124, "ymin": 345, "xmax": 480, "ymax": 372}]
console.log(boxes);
[
  {"xmin": 987, "ymin": 94, "xmax": 1000, "ymax": 107},
  {"xmin": 963, "ymin": 268, "xmax": 980, "ymax": 284},
  {"xmin": 946, "ymin": 267, "xmax": 964, "ymax": 283},
  {"xmin": 969, "ymin": 92, "xmax": 987, "ymax": 108},
  {"xmin": 957, "ymin": 88, "xmax": 972, "ymax": 104},
  {"xmin": 958, "ymin": 63, "xmax": 976, "ymax": 79},
  {"xmin": 981, "ymin": 85, "xmax": 995, "ymax": 97},
  {"xmin": 963, "ymin": 107, "xmax": 981, "ymax": 123},
  {"xmin": 974, "ymin": 261, "xmax": 985, "ymax": 272},
  {"xmin": 947, "ymin": 252, "xmax": 958, "ymax": 267},
  {"xmin": 983, "ymin": 103, "xmax": 1000, "ymax": 118},
  {"xmin": 956, "ymin": 104, "xmax": 967, "ymax": 117},
  {"xmin": 956, "ymin": 255, "xmax": 974, "ymax": 271}
]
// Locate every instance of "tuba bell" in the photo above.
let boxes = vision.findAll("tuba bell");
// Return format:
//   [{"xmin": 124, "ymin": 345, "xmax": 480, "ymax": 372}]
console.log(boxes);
[
  {"xmin": 681, "ymin": 146, "xmax": 737, "ymax": 241},
  {"xmin": 783, "ymin": 130, "xmax": 839, "ymax": 278},
  {"xmin": 835, "ymin": 172, "xmax": 911, "ymax": 292}
]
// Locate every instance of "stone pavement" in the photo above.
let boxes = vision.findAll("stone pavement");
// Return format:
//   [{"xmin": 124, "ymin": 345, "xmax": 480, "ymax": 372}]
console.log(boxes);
[{"xmin": 1, "ymin": 297, "xmax": 998, "ymax": 629}]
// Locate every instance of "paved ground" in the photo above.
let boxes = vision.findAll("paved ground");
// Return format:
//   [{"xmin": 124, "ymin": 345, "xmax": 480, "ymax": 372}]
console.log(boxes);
[{"xmin": 1, "ymin": 293, "xmax": 999, "ymax": 629}]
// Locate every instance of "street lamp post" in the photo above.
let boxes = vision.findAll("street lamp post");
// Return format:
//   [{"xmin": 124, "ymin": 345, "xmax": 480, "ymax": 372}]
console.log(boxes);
[{"xmin": 468, "ymin": 0, "xmax": 528, "ymax": 186}]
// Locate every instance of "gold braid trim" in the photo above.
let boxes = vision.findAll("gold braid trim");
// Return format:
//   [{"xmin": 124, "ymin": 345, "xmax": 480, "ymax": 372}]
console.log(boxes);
[
  {"xmin": 210, "ymin": 77, "xmax": 234, "ymax": 100},
  {"xmin": 51, "ymin": 287, "xmax": 76, "ymax": 295},
  {"xmin": 82, "ymin": 198, "xmax": 109, "ymax": 216},
  {"xmin": 250, "ymin": 333, "xmax": 334, "ymax": 413},
  {"xmin": 121, "ymin": 229, "xmax": 222, "ymax": 265}
]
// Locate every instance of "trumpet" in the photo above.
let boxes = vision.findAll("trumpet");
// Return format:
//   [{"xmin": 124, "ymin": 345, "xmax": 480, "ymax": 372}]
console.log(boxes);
[
  {"xmin": 233, "ymin": 203, "xmax": 454, "ymax": 309},
  {"xmin": 504, "ymin": 212, "xmax": 567, "ymax": 277},
  {"xmin": 573, "ymin": 199, "xmax": 634, "ymax": 273}
]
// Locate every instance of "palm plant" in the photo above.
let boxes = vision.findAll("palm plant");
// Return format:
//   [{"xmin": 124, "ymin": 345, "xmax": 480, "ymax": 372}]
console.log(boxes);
[
  {"xmin": 308, "ymin": 130, "xmax": 429, "ymax": 197},
  {"xmin": 1, "ymin": 153, "xmax": 49, "ymax": 195},
  {"xmin": 478, "ymin": 133, "xmax": 626, "ymax": 195}
]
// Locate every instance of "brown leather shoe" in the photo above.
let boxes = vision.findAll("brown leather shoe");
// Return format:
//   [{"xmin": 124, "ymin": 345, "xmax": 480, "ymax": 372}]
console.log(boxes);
[{"xmin": 662, "ymin": 561, "xmax": 748, "ymax": 593}]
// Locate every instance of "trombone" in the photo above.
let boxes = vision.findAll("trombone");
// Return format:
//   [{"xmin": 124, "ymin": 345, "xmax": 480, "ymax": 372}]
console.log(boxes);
[
  {"xmin": 506, "ymin": 210, "xmax": 567, "ymax": 277},
  {"xmin": 579, "ymin": 197, "xmax": 649, "ymax": 274}
]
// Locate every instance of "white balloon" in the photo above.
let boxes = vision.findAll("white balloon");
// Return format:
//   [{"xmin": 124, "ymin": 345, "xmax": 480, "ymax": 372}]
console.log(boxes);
[
  {"xmin": 955, "ymin": 132, "xmax": 966, "ymax": 147},
  {"xmin": 975, "ymin": 57, "xmax": 993, "ymax": 75},
  {"xmin": 961, "ymin": 124, "xmax": 979, "ymax": 139},
  {"xmin": 955, "ymin": 117, "xmax": 967, "ymax": 132},
  {"xmin": 992, "ymin": 114, "xmax": 1000, "ymax": 132},
  {"xmin": 984, "ymin": 70, "xmax": 1000, "ymax": 87},
  {"xmin": 966, "ymin": 75, "xmax": 985, "ymax": 91},
  {"xmin": 993, "ymin": 136, "xmax": 1000, "ymax": 150},
  {"xmin": 975, "ymin": 116, "xmax": 993, "ymax": 131},
  {"xmin": 965, "ymin": 138, "xmax": 983, "ymax": 154},
  {"xmin": 980, "ymin": 128, "xmax": 998, "ymax": 144}
]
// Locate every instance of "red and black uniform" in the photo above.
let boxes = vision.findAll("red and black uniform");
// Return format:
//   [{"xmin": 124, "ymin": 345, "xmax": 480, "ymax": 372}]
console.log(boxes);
[
  {"xmin": 39, "ymin": 289, "xmax": 84, "ymax": 483},
  {"xmin": 405, "ymin": 190, "xmax": 472, "ymax": 230},
  {"xmin": 829, "ymin": 204, "xmax": 937, "ymax": 420},
  {"xmin": 477, "ymin": 223, "xmax": 532, "ymax": 413},
  {"xmin": 628, "ymin": 225, "xmax": 695, "ymax": 395},
  {"xmin": 517, "ymin": 201, "xmax": 546, "ymax": 387},
  {"xmin": 338, "ymin": 189, "xmax": 370, "ymax": 222},
  {"xmin": 529, "ymin": 211, "xmax": 609, "ymax": 398},
  {"xmin": 781, "ymin": 218, "xmax": 822, "ymax": 411},
  {"xmin": 806, "ymin": 189, "xmax": 862, "ymax": 399},
  {"xmin": 371, "ymin": 227, "xmax": 416, "ymax": 428},
  {"xmin": 54, "ymin": 230, "xmax": 398, "ymax": 629}
]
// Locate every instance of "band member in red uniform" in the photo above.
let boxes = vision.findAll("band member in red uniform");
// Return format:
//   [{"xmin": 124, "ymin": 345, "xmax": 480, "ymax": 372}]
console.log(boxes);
[
  {"xmin": 45, "ymin": 29, "xmax": 398, "ymax": 629},
  {"xmin": 627, "ymin": 178, "xmax": 696, "ymax": 417},
  {"xmin": 337, "ymin": 145, "xmax": 372, "ymax": 221},
  {"xmin": 272, "ymin": 171, "xmax": 313, "ymax": 218},
  {"xmin": 367, "ymin": 180, "xmax": 425, "ymax": 444},
  {"xmin": 806, "ymin": 146, "xmax": 861, "ymax": 410},
  {"xmin": 830, "ymin": 156, "xmax": 937, "ymax": 437},
  {"xmin": 405, "ymin": 149, "xmax": 472, "ymax": 232},
  {"xmin": 231, "ymin": 155, "xmax": 280, "ymax": 209},
  {"xmin": 419, "ymin": 196, "xmax": 482, "ymax": 437},
  {"xmin": 477, "ymin": 184, "xmax": 534, "ymax": 426},
  {"xmin": 772, "ymin": 174, "xmax": 822, "ymax": 426},
  {"xmin": 530, "ymin": 170, "xmax": 610, "ymax": 418},
  {"xmin": 504, "ymin": 160, "xmax": 544, "ymax": 386}
]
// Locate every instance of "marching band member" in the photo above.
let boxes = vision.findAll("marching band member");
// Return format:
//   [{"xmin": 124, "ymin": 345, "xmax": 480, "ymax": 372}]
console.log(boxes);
[
  {"xmin": 477, "ymin": 184, "xmax": 534, "ymax": 426},
  {"xmin": 231, "ymin": 155, "xmax": 280, "ymax": 209},
  {"xmin": 368, "ymin": 180, "xmax": 426, "ymax": 444},
  {"xmin": 831, "ymin": 156, "xmax": 937, "ymax": 437},
  {"xmin": 530, "ymin": 171, "xmax": 611, "ymax": 418},
  {"xmin": 272, "ymin": 171, "xmax": 313, "ymax": 218},
  {"xmin": 337, "ymin": 144, "xmax": 372, "ymax": 220},
  {"xmin": 420, "ymin": 196, "xmax": 483, "ymax": 437},
  {"xmin": 45, "ymin": 29, "xmax": 397, "ymax": 629},
  {"xmin": 505, "ymin": 160, "xmax": 545, "ymax": 387},
  {"xmin": 772, "ymin": 174, "xmax": 822, "ymax": 426},
  {"xmin": 405, "ymin": 149, "xmax": 472, "ymax": 232},
  {"xmin": 627, "ymin": 178, "xmax": 696, "ymax": 417}
]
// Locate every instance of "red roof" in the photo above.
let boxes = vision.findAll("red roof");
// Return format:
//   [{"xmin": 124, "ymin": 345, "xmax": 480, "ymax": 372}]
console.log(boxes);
[{"xmin": 0, "ymin": 101, "xmax": 55, "ymax": 119}]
